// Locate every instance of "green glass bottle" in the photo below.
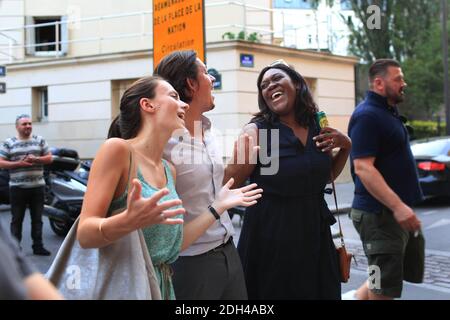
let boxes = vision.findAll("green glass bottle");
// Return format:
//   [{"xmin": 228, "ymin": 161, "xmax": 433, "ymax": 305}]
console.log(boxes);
[{"xmin": 316, "ymin": 111, "xmax": 329, "ymax": 129}]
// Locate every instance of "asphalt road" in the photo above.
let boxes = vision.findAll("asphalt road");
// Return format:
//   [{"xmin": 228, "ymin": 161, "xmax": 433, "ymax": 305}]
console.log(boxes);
[
  {"xmin": 0, "ymin": 205, "xmax": 64, "ymax": 275},
  {"xmin": 1, "ymin": 193, "xmax": 450, "ymax": 300}
]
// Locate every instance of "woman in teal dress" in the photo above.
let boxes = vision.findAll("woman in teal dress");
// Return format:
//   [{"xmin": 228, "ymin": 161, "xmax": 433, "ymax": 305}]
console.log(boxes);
[
  {"xmin": 107, "ymin": 157, "xmax": 183, "ymax": 300},
  {"xmin": 76, "ymin": 76, "xmax": 262, "ymax": 299}
]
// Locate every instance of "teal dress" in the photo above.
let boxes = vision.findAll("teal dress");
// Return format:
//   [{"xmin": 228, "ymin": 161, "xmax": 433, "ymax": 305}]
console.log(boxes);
[{"xmin": 109, "ymin": 159, "xmax": 183, "ymax": 300}]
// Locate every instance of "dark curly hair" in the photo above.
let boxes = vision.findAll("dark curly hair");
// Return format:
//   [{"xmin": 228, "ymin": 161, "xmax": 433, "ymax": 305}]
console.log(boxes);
[{"xmin": 252, "ymin": 63, "xmax": 318, "ymax": 127}]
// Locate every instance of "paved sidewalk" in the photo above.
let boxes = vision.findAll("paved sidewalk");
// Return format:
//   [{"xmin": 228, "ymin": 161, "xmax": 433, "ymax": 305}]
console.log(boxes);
[
  {"xmin": 325, "ymin": 182, "xmax": 354, "ymax": 214},
  {"xmin": 342, "ymin": 238, "xmax": 450, "ymax": 299},
  {"xmin": 345, "ymin": 238, "xmax": 450, "ymax": 290}
]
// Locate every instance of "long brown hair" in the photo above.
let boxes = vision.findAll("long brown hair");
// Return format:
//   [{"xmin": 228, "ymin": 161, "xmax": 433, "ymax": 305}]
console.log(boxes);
[{"xmin": 108, "ymin": 76, "xmax": 163, "ymax": 139}]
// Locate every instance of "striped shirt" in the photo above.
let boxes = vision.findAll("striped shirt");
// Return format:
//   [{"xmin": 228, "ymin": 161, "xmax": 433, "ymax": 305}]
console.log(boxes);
[{"xmin": 0, "ymin": 135, "xmax": 49, "ymax": 188}]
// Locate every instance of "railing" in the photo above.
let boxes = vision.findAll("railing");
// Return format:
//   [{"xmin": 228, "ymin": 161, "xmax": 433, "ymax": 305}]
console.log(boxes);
[
  {"xmin": 0, "ymin": 1, "xmax": 351, "ymax": 63},
  {"xmin": 0, "ymin": 10, "xmax": 156, "ymax": 62}
]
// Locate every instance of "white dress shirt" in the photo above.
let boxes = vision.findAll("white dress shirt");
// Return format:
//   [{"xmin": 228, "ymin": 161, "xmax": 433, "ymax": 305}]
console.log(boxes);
[{"xmin": 163, "ymin": 116, "xmax": 235, "ymax": 256}]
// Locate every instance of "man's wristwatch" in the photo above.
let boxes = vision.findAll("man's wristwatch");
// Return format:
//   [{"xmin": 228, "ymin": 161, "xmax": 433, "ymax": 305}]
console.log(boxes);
[{"xmin": 208, "ymin": 205, "xmax": 221, "ymax": 220}]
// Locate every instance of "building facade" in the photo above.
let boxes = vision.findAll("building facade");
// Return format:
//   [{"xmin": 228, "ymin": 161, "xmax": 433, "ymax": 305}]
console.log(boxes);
[
  {"xmin": 0, "ymin": 0, "xmax": 357, "ymax": 186},
  {"xmin": 272, "ymin": 0, "xmax": 356, "ymax": 55}
]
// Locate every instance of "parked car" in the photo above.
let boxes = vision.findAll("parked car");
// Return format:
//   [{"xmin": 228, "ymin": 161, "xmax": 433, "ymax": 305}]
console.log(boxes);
[{"xmin": 410, "ymin": 136, "xmax": 450, "ymax": 198}]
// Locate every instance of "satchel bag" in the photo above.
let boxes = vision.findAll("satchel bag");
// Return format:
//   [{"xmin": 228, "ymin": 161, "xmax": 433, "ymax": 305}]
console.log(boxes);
[
  {"xmin": 330, "ymin": 175, "xmax": 354, "ymax": 283},
  {"xmin": 46, "ymin": 217, "xmax": 162, "ymax": 300},
  {"xmin": 316, "ymin": 112, "xmax": 354, "ymax": 283},
  {"xmin": 336, "ymin": 242, "xmax": 353, "ymax": 283}
]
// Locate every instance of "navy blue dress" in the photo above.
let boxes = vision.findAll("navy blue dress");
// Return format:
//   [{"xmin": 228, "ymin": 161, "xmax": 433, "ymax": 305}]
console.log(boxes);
[{"xmin": 237, "ymin": 118, "xmax": 341, "ymax": 300}]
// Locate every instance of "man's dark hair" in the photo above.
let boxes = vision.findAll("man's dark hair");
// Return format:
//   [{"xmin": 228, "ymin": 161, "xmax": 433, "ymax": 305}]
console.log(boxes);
[
  {"xmin": 369, "ymin": 59, "xmax": 401, "ymax": 83},
  {"xmin": 153, "ymin": 50, "xmax": 198, "ymax": 104}
]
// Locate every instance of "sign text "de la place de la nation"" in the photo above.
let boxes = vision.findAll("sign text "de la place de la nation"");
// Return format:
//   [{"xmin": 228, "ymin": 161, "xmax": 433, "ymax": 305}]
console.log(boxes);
[{"xmin": 153, "ymin": 0, "xmax": 205, "ymax": 67}]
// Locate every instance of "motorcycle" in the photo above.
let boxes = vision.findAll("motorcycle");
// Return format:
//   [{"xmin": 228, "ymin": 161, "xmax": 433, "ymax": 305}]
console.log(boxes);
[
  {"xmin": 43, "ymin": 147, "xmax": 89, "ymax": 236},
  {"xmin": 0, "ymin": 147, "xmax": 89, "ymax": 237}
]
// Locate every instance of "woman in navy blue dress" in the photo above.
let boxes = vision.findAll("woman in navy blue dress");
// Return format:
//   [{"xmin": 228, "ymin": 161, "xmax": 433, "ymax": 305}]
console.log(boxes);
[{"xmin": 225, "ymin": 61, "xmax": 351, "ymax": 299}]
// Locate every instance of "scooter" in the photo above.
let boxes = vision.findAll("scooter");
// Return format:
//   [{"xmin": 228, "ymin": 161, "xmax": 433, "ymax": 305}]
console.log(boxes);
[
  {"xmin": 0, "ymin": 148, "xmax": 88, "ymax": 237},
  {"xmin": 43, "ymin": 147, "xmax": 88, "ymax": 236}
]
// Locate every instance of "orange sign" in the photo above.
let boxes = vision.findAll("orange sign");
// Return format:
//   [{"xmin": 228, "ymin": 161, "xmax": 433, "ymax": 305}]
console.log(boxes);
[{"xmin": 153, "ymin": 0, "xmax": 206, "ymax": 67}]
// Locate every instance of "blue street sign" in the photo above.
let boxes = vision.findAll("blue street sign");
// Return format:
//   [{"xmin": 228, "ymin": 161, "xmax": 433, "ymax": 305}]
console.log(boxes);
[
  {"xmin": 240, "ymin": 53, "xmax": 254, "ymax": 68},
  {"xmin": 0, "ymin": 66, "xmax": 6, "ymax": 77}
]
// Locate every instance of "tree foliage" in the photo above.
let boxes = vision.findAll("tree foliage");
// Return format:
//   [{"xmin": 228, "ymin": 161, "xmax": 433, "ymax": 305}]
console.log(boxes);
[
  {"xmin": 342, "ymin": 0, "xmax": 441, "ymax": 63},
  {"xmin": 334, "ymin": 0, "xmax": 446, "ymax": 120},
  {"xmin": 309, "ymin": 0, "xmax": 448, "ymax": 119},
  {"xmin": 402, "ymin": 22, "xmax": 447, "ymax": 119}
]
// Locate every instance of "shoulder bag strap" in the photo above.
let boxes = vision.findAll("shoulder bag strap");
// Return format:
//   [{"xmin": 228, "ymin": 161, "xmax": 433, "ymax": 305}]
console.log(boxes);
[{"xmin": 330, "ymin": 170, "xmax": 345, "ymax": 248}]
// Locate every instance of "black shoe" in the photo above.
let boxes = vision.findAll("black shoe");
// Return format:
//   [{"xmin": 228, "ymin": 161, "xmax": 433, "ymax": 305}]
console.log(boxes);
[{"xmin": 33, "ymin": 246, "xmax": 51, "ymax": 256}]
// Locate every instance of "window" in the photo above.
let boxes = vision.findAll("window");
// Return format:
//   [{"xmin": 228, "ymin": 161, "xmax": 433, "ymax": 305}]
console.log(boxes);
[
  {"xmin": 411, "ymin": 139, "xmax": 450, "ymax": 158},
  {"xmin": 25, "ymin": 16, "xmax": 68, "ymax": 56},
  {"xmin": 32, "ymin": 87, "xmax": 48, "ymax": 122},
  {"xmin": 111, "ymin": 79, "xmax": 138, "ymax": 120},
  {"xmin": 341, "ymin": 0, "xmax": 366, "ymax": 10},
  {"xmin": 273, "ymin": 0, "xmax": 312, "ymax": 9},
  {"xmin": 340, "ymin": 0, "xmax": 352, "ymax": 11}
]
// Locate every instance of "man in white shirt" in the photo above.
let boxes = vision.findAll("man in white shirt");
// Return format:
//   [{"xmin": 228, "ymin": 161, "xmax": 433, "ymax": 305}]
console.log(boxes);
[{"xmin": 155, "ymin": 50, "xmax": 247, "ymax": 299}]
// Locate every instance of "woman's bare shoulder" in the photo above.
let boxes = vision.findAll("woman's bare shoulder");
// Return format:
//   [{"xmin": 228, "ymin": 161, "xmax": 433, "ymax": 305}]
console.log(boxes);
[{"xmin": 93, "ymin": 138, "xmax": 130, "ymax": 168}]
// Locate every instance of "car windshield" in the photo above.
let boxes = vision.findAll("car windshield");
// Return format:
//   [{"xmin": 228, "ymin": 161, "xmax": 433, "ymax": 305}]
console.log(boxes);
[{"xmin": 411, "ymin": 139, "xmax": 450, "ymax": 157}]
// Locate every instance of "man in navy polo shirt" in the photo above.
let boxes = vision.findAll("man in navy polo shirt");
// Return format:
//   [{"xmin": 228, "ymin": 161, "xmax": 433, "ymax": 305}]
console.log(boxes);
[{"xmin": 344, "ymin": 59, "xmax": 424, "ymax": 300}]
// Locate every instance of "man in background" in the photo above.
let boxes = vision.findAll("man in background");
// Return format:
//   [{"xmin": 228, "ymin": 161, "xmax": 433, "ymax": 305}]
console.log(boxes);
[
  {"xmin": 0, "ymin": 114, "xmax": 53, "ymax": 255},
  {"xmin": 345, "ymin": 59, "xmax": 424, "ymax": 300}
]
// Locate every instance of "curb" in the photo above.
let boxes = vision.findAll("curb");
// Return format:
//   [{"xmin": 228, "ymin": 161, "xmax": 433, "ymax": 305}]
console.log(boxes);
[
  {"xmin": 330, "ymin": 203, "xmax": 352, "ymax": 215},
  {"xmin": 330, "ymin": 204, "xmax": 352, "ymax": 239}
]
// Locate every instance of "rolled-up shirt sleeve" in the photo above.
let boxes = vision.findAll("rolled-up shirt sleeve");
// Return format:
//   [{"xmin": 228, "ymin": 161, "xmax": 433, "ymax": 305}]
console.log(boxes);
[{"xmin": 349, "ymin": 113, "xmax": 381, "ymax": 160}]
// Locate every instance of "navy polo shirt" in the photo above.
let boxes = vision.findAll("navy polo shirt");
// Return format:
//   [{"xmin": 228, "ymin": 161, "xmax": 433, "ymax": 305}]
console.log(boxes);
[{"xmin": 348, "ymin": 91, "xmax": 423, "ymax": 213}]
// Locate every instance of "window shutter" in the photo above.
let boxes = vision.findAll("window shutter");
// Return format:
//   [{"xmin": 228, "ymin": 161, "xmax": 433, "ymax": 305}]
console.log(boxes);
[
  {"xmin": 60, "ymin": 15, "xmax": 68, "ymax": 55},
  {"xmin": 25, "ymin": 16, "xmax": 36, "ymax": 55}
]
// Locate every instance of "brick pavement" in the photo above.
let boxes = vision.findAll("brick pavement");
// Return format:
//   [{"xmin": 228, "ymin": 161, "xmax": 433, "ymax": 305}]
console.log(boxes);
[{"xmin": 345, "ymin": 238, "xmax": 450, "ymax": 290}]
